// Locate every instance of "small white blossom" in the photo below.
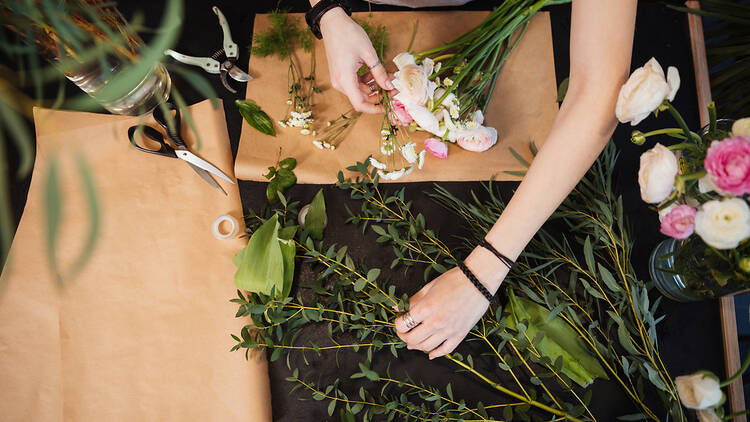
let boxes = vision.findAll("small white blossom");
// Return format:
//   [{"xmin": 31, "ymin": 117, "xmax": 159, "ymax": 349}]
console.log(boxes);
[
  {"xmin": 300, "ymin": 129, "xmax": 311, "ymax": 135},
  {"xmin": 381, "ymin": 141, "xmax": 395, "ymax": 156},
  {"xmin": 434, "ymin": 62, "xmax": 442, "ymax": 74},
  {"xmin": 286, "ymin": 99, "xmax": 292, "ymax": 105},
  {"xmin": 313, "ymin": 140, "xmax": 324, "ymax": 149},
  {"xmin": 369, "ymin": 157, "xmax": 387, "ymax": 170},
  {"xmin": 277, "ymin": 121, "xmax": 287, "ymax": 128},
  {"xmin": 417, "ymin": 150, "xmax": 426, "ymax": 170},
  {"xmin": 377, "ymin": 166, "xmax": 414, "ymax": 181},
  {"xmin": 444, "ymin": 78, "xmax": 454, "ymax": 87},
  {"xmin": 400, "ymin": 142, "xmax": 419, "ymax": 164}
]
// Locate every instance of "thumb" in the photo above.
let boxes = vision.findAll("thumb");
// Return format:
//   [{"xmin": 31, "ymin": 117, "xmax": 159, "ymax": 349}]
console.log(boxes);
[{"xmin": 363, "ymin": 50, "xmax": 393, "ymax": 90}]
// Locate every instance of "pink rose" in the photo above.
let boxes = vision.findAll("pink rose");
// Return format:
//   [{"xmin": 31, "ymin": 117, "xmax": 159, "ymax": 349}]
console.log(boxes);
[
  {"xmin": 660, "ymin": 205, "xmax": 697, "ymax": 239},
  {"xmin": 704, "ymin": 136, "xmax": 750, "ymax": 196},
  {"xmin": 424, "ymin": 138, "xmax": 448, "ymax": 158},
  {"xmin": 455, "ymin": 126, "xmax": 497, "ymax": 152},
  {"xmin": 389, "ymin": 99, "xmax": 413, "ymax": 126}
]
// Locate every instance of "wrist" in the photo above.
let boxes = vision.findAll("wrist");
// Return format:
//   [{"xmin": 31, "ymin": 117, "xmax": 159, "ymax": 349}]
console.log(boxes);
[
  {"xmin": 319, "ymin": 7, "xmax": 349, "ymax": 36},
  {"xmin": 464, "ymin": 246, "xmax": 509, "ymax": 295}
]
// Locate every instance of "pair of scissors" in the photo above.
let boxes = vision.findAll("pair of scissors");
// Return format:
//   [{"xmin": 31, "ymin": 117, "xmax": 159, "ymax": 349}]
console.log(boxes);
[{"xmin": 127, "ymin": 102, "xmax": 234, "ymax": 195}]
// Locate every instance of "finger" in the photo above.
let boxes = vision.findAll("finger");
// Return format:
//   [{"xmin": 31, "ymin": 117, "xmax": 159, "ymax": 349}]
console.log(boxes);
[
  {"xmin": 429, "ymin": 336, "xmax": 460, "ymax": 360},
  {"xmin": 394, "ymin": 312, "xmax": 417, "ymax": 334},
  {"xmin": 362, "ymin": 49, "xmax": 393, "ymax": 90},
  {"xmin": 400, "ymin": 322, "xmax": 432, "ymax": 348},
  {"xmin": 414, "ymin": 334, "xmax": 447, "ymax": 353},
  {"xmin": 358, "ymin": 82, "xmax": 380, "ymax": 102},
  {"xmin": 340, "ymin": 75, "xmax": 383, "ymax": 114}
]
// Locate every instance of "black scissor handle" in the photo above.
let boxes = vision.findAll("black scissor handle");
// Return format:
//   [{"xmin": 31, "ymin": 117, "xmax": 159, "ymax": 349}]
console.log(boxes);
[
  {"xmin": 152, "ymin": 102, "xmax": 187, "ymax": 149},
  {"xmin": 127, "ymin": 125, "xmax": 177, "ymax": 158}
]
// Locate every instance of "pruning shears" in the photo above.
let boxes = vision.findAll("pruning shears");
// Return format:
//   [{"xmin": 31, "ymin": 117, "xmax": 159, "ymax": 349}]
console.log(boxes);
[{"xmin": 164, "ymin": 6, "xmax": 253, "ymax": 94}]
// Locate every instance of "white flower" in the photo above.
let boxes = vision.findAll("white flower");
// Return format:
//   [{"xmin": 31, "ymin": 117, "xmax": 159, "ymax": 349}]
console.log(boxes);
[
  {"xmin": 444, "ymin": 78, "xmax": 454, "ymax": 87},
  {"xmin": 675, "ymin": 371, "xmax": 723, "ymax": 409},
  {"xmin": 417, "ymin": 150, "xmax": 426, "ymax": 170},
  {"xmin": 472, "ymin": 110, "xmax": 484, "ymax": 125},
  {"xmin": 638, "ymin": 143, "xmax": 679, "ymax": 204},
  {"xmin": 695, "ymin": 198, "xmax": 750, "ymax": 249},
  {"xmin": 393, "ymin": 52, "xmax": 417, "ymax": 70},
  {"xmin": 277, "ymin": 121, "xmax": 287, "ymax": 128},
  {"xmin": 312, "ymin": 140, "xmax": 323, "ymax": 149},
  {"xmin": 616, "ymin": 58, "xmax": 681, "ymax": 126},
  {"xmin": 434, "ymin": 62, "xmax": 442, "ymax": 74},
  {"xmin": 396, "ymin": 97, "xmax": 445, "ymax": 137},
  {"xmin": 300, "ymin": 129, "xmax": 311, "ymax": 135},
  {"xmin": 421, "ymin": 57, "xmax": 434, "ymax": 77},
  {"xmin": 369, "ymin": 157, "xmax": 387, "ymax": 170},
  {"xmin": 698, "ymin": 174, "xmax": 723, "ymax": 194},
  {"xmin": 400, "ymin": 142, "xmax": 419, "ymax": 164},
  {"xmin": 377, "ymin": 166, "xmax": 414, "ymax": 181},
  {"xmin": 732, "ymin": 117, "xmax": 750, "ymax": 138},
  {"xmin": 380, "ymin": 141, "xmax": 395, "ymax": 156}
]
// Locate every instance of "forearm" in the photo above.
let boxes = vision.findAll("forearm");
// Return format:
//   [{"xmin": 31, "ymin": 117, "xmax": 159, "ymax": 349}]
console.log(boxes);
[{"xmin": 465, "ymin": 0, "xmax": 637, "ymax": 292}]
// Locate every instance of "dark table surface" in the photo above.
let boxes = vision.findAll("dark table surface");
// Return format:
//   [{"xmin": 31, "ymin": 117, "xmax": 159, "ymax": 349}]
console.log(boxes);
[{"xmin": 4, "ymin": 0, "xmax": 727, "ymax": 420}]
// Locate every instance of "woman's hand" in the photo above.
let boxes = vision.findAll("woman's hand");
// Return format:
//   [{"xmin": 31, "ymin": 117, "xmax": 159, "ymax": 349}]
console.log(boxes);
[
  {"xmin": 319, "ymin": 8, "xmax": 393, "ymax": 113},
  {"xmin": 394, "ymin": 248, "xmax": 509, "ymax": 359}
]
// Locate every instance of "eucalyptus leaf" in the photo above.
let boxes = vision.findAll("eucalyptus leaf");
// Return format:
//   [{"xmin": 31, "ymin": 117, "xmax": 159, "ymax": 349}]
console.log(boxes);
[
  {"xmin": 506, "ymin": 290, "xmax": 608, "ymax": 388},
  {"xmin": 236, "ymin": 99, "xmax": 276, "ymax": 136}
]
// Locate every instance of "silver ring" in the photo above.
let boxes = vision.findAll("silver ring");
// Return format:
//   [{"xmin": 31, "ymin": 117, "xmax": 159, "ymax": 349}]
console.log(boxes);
[
  {"xmin": 368, "ymin": 60, "xmax": 382, "ymax": 70},
  {"xmin": 402, "ymin": 311, "xmax": 418, "ymax": 331}
]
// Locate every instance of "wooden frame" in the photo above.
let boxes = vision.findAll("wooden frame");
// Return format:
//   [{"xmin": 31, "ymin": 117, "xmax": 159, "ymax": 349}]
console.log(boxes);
[{"xmin": 686, "ymin": 1, "xmax": 747, "ymax": 419}]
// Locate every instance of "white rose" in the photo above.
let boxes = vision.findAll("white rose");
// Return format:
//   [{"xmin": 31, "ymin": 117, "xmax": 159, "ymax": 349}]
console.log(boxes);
[
  {"xmin": 396, "ymin": 98, "xmax": 444, "ymax": 137},
  {"xmin": 638, "ymin": 143, "xmax": 679, "ymax": 203},
  {"xmin": 732, "ymin": 117, "xmax": 750, "ymax": 138},
  {"xmin": 695, "ymin": 198, "xmax": 750, "ymax": 249},
  {"xmin": 455, "ymin": 125, "xmax": 498, "ymax": 152},
  {"xmin": 616, "ymin": 58, "xmax": 681, "ymax": 126},
  {"xmin": 675, "ymin": 371, "xmax": 723, "ymax": 409}
]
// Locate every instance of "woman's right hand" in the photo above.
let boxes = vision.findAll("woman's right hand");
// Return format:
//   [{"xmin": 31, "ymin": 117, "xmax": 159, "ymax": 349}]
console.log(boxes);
[{"xmin": 319, "ymin": 8, "xmax": 393, "ymax": 113}]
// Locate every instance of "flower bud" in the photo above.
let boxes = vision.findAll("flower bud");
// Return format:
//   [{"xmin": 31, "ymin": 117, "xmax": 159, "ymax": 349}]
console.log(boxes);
[
  {"xmin": 740, "ymin": 257, "xmax": 750, "ymax": 273},
  {"xmin": 631, "ymin": 130, "xmax": 646, "ymax": 145},
  {"xmin": 675, "ymin": 371, "xmax": 723, "ymax": 409}
]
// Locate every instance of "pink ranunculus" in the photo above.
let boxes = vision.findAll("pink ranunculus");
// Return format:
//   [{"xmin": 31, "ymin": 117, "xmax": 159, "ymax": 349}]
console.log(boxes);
[
  {"xmin": 455, "ymin": 126, "xmax": 497, "ymax": 152},
  {"xmin": 424, "ymin": 138, "xmax": 448, "ymax": 159},
  {"xmin": 660, "ymin": 204, "xmax": 697, "ymax": 239},
  {"xmin": 389, "ymin": 99, "xmax": 413, "ymax": 126},
  {"xmin": 704, "ymin": 136, "xmax": 750, "ymax": 196}
]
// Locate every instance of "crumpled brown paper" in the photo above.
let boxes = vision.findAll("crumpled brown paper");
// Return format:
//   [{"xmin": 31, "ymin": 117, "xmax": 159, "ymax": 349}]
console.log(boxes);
[
  {"xmin": 235, "ymin": 11, "xmax": 558, "ymax": 183},
  {"xmin": 0, "ymin": 100, "xmax": 272, "ymax": 421}
]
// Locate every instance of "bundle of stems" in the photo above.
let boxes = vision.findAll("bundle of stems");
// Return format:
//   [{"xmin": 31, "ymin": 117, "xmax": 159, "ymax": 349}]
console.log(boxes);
[{"xmin": 413, "ymin": 0, "xmax": 570, "ymax": 118}]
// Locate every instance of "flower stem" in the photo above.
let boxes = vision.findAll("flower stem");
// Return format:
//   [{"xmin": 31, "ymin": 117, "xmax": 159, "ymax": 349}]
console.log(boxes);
[
  {"xmin": 666, "ymin": 101, "xmax": 702, "ymax": 144},
  {"xmin": 720, "ymin": 348, "xmax": 750, "ymax": 387}
]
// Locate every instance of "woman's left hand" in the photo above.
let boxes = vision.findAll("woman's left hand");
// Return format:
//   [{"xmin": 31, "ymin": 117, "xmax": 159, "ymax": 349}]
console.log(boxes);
[{"xmin": 394, "ymin": 250, "xmax": 509, "ymax": 359}]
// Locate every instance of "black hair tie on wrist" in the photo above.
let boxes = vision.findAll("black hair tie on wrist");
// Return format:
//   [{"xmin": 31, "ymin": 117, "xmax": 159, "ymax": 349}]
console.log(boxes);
[
  {"xmin": 479, "ymin": 239, "xmax": 515, "ymax": 270},
  {"xmin": 457, "ymin": 261, "xmax": 494, "ymax": 302}
]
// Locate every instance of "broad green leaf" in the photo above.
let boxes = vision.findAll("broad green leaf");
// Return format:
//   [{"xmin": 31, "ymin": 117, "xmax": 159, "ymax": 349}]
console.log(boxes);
[
  {"xmin": 305, "ymin": 189, "xmax": 326, "ymax": 240},
  {"xmin": 279, "ymin": 226, "xmax": 297, "ymax": 298},
  {"xmin": 506, "ymin": 291, "xmax": 608, "ymax": 388},
  {"xmin": 233, "ymin": 214, "xmax": 284, "ymax": 296},
  {"xmin": 236, "ymin": 99, "xmax": 276, "ymax": 136}
]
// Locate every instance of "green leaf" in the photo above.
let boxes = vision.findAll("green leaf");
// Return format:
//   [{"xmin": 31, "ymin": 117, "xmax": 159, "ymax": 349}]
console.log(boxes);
[
  {"xmin": 557, "ymin": 77, "xmax": 569, "ymax": 102},
  {"xmin": 598, "ymin": 263, "xmax": 622, "ymax": 292},
  {"xmin": 305, "ymin": 189, "xmax": 327, "ymax": 240},
  {"xmin": 279, "ymin": 157, "xmax": 297, "ymax": 170},
  {"xmin": 506, "ymin": 290, "xmax": 608, "ymax": 388},
  {"xmin": 236, "ymin": 99, "xmax": 276, "ymax": 136},
  {"xmin": 233, "ymin": 214, "xmax": 285, "ymax": 296},
  {"xmin": 275, "ymin": 168, "xmax": 297, "ymax": 189},
  {"xmin": 367, "ymin": 268, "xmax": 381, "ymax": 284},
  {"xmin": 617, "ymin": 323, "xmax": 640, "ymax": 356}
]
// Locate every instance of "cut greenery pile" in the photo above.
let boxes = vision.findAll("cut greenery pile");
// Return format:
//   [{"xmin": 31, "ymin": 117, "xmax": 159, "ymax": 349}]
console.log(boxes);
[{"xmin": 229, "ymin": 142, "xmax": 684, "ymax": 421}]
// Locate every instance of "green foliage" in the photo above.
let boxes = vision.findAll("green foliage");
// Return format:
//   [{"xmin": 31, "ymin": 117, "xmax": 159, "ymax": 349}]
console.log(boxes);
[
  {"xmin": 264, "ymin": 153, "xmax": 297, "ymax": 204},
  {"xmin": 236, "ymin": 99, "xmax": 276, "ymax": 136},
  {"xmin": 250, "ymin": 10, "xmax": 302, "ymax": 59},
  {"xmin": 233, "ymin": 213, "xmax": 296, "ymax": 298},
  {"xmin": 506, "ymin": 290, "xmax": 608, "ymax": 388},
  {"xmin": 304, "ymin": 189, "xmax": 327, "ymax": 240}
]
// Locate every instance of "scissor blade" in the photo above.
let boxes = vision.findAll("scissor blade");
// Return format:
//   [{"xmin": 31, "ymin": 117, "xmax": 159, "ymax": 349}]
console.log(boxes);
[
  {"xmin": 187, "ymin": 163, "xmax": 227, "ymax": 195},
  {"xmin": 175, "ymin": 150, "xmax": 235, "ymax": 185}
]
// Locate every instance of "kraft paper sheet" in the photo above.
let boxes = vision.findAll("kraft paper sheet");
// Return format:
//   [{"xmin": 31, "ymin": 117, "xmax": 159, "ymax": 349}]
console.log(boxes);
[
  {"xmin": 0, "ymin": 100, "xmax": 272, "ymax": 421},
  {"xmin": 235, "ymin": 11, "xmax": 559, "ymax": 183}
]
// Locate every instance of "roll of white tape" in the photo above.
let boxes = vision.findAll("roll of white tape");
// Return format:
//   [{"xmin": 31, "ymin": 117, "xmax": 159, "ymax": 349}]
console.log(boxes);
[{"xmin": 212, "ymin": 214, "xmax": 239, "ymax": 240}]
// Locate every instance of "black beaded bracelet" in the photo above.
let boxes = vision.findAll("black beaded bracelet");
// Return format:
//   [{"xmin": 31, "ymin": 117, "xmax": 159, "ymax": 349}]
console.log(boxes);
[
  {"xmin": 457, "ymin": 261, "xmax": 494, "ymax": 302},
  {"xmin": 478, "ymin": 239, "xmax": 515, "ymax": 270}
]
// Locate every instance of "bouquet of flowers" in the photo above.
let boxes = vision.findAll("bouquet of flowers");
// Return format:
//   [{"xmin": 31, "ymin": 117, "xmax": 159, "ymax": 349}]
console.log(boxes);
[
  {"xmin": 618, "ymin": 57, "xmax": 750, "ymax": 299},
  {"xmin": 368, "ymin": 0, "xmax": 567, "ymax": 180}
]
